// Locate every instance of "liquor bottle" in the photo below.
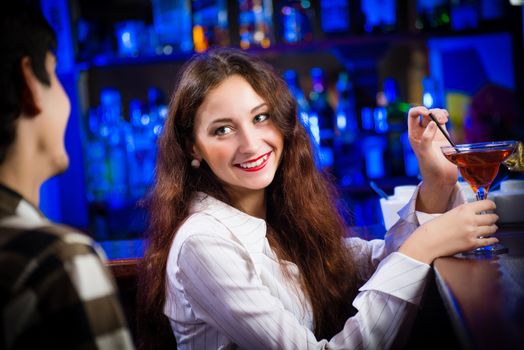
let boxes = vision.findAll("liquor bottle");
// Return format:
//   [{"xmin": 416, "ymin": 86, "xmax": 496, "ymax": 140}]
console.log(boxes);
[
  {"xmin": 99, "ymin": 88, "xmax": 130, "ymax": 208},
  {"xmin": 361, "ymin": 0, "xmax": 397, "ymax": 33},
  {"xmin": 128, "ymin": 99, "xmax": 156, "ymax": 200},
  {"xmin": 360, "ymin": 106, "xmax": 387, "ymax": 179},
  {"xmin": 283, "ymin": 69, "xmax": 322, "ymax": 165},
  {"xmin": 85, "ymin": 107, "xmax": 110, "ymax": 203},
  {"xmin": 416, "ymin": 0, "xmax": 451, "ymax": 32},
  {"xmin": 238, "ymin": 0, "xmax": 274, "ymax": 49},
  {"xmin": 283, "ymin": 70, "xmax": 310, "ymax": 126},
  {"xmin": 147, "ymin": 87, "xmax": 168, "ymax": 140},
  {"xmin": 333, "ymin": 72, "xmax": 363, "ymax": 187},
  {"xmin": 275, "ymin": 0, "xmax": 315, "ymax": 44},
  {"xmin": 192, "ymin": 0, "xmax": 229, "ymax": 52},
  {"xmin": 383, "ymin": 78, "xmax": 411, "ymax": 177},
  {"xmin": 309, "ymin": 67, "xmax": 335, "ymax": 170},
  {"xmin": 151, "ymin": 0, "xmax": 193, "ymax": 53}
]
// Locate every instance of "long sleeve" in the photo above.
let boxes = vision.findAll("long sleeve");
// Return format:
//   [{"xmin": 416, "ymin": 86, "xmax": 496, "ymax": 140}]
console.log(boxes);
[
  {"xmin": 385, "ymin": 182, "xmax": 467, "ymax": 253},
  {"xmin": 173, "ymin": 231, "xmax": 430, "ymax": 350}
]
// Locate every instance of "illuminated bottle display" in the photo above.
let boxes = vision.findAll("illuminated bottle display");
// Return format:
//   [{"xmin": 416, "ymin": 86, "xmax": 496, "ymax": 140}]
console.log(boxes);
[
  {"xmin": 192, "ymin": 0, "xmax": 229, "ymax": 52},
  {"xmin": 309, "ymin": 67, "xmax": 335, "ymax": 170},
  {"xmin": 238, "ymin": 0, "xmax": 274, "ymax": 49}
]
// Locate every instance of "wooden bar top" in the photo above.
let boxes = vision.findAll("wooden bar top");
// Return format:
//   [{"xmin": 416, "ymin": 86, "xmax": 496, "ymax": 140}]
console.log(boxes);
[{"xmin": 433, "ymin": 225, "xmax": 524, "ymax": 349}]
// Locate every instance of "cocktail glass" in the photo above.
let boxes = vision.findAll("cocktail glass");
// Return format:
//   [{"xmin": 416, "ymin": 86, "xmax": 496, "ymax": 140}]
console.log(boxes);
[{"xmin": 441, "ymin": 140, "xmax": 517, "ymax": 255}]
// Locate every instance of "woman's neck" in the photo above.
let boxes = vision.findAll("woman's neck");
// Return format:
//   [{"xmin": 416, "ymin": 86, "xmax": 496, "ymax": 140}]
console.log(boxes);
[{"xmin": 229, "ymin": 189, "xmax": 266, "ymax": 219}]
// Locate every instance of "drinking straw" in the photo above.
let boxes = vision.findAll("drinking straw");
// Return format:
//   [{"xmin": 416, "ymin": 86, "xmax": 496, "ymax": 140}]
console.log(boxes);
[
  {"xmin": 369, "ymin": 181, "xmax": 389, "ymax": 200},
  {"xmin": 428, "ymin": 112, "xmax": 458, "ymax": 150}
]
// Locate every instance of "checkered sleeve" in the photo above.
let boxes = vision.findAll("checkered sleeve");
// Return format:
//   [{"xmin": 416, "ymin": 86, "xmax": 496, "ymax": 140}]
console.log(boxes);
[{"xmin": 2, "ymin": 226, "xmax": 134, "ymax": 350}]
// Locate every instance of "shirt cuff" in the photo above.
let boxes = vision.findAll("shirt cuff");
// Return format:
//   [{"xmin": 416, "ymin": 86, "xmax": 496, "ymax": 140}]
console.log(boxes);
[
  {"xmin": 358, "ymin": 252, "xmax": 431, "ymax": 305},
  {"xmin": 397, "ymin": 182, "xmax": 466, "ymax": 225},
  {"xmin": 415, "ymin": 211, "xmax": 442, "ymax": 225}
]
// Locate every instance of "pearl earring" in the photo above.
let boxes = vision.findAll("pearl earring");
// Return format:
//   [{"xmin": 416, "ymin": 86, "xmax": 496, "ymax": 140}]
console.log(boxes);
[{"xmin": 191, "ymin": 159, "xmax": 201, "ymax": 168}]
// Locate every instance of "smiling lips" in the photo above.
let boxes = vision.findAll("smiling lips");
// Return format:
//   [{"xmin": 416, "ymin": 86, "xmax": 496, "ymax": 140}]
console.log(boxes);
[{"xmin": 235, "ymin": 151, "xmax": 271, "ymax": 172}]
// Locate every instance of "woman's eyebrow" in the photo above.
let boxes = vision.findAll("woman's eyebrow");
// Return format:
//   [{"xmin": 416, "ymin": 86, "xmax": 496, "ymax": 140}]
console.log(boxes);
[{"xmin": 251, "ymin": 103, "xmax": 267, "ymax": 113}]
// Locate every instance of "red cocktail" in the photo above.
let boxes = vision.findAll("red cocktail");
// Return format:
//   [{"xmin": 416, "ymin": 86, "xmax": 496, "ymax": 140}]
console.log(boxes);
[
  {"xmin": 442, "ymin": 141, "xmax": 517, "ymax": 255},
  {"xmin": 443, "ymin": 147, "xmax": 514, "ymax": 198}
]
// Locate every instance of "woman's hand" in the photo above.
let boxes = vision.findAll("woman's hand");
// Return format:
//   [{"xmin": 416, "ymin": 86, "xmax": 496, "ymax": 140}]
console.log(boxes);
[
  {"xmin": 407, "ymin": 106, "xmax": 458, "ymax": 213},
  {"xmin": 408, "ymin": 106, "xmax": 457, "ymax": 186},
  {"xmin": 399, "ymin": 200, "xmax": 499, "ymax": 264}
]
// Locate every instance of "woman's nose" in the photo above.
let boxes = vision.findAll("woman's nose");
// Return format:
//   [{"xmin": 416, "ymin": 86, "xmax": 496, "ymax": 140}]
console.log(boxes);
[{"xmin": 237, "ymin": 126, "xmax": 260, "ymax": 154}]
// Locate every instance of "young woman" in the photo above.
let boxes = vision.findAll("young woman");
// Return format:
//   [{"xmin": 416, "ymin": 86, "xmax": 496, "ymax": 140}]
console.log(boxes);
[{"xmin": 138, "ymin": 48, "xmax": 499, "ymax": 349}]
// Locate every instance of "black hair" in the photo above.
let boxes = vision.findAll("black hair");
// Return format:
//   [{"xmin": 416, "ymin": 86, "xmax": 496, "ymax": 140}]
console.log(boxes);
[{"xmin": 0, "ymin": 3, "xmax": 57, "ymax": 163}]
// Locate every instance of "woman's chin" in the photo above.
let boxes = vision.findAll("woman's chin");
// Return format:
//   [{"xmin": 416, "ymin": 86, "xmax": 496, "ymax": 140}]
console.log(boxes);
[{"xmin": 50, "ymin": 153, "xmax": 70, "ymax": 176}]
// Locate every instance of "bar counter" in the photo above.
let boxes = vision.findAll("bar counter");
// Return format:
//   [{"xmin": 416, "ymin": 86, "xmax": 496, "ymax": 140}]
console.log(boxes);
[{"xmin": 433, "ymin": 225, "xmax": 524, "ymax": 349}]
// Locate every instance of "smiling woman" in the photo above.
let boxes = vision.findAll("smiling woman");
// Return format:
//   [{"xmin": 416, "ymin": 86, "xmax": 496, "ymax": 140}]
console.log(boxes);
[
  {"xmin": 137, "ymin": 48, "xmax": 500, "ymax": 350},
  {"xmin": 191, "ymin": 75, "xmax": 284, "ymax": 206}
]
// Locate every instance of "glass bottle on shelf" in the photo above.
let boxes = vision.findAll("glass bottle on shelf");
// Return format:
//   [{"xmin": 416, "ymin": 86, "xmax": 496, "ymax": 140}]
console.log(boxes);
[
  {"xmin": 309, "ymin": 67, "xmax": 335, "ymax": 170},
  {"xmin": 283, "ymin": 70, "xmax": 311, "ymax": 127},
  {"xmin": 99, "ymin": 88, "xmax": 130, "ymax": 208},
  {"xmin": 283, "ymin": 69, "xmax": 321, "ymax": 165},
  {"xmin": 276, "ymin": 0, "xmax": 315, "ymax": 43},
  {"xmin": 383, "ymin": 78, "xmax": 410, "ymax": 177},
  {"xmin": 127, "ymin": 99, "xmax": 156, "ymax": 201},
  {"xmin": 151, "ymin": 0, "xmax": 193, "ymax": 54},
  {"xmin": 85, "ymin": 107, "xmax": 110, "ymax": 203},
  {"xmin": 334, "ymin": 72, "xmax": 364, "ymax": 187},
  {"xmin": 238, "ymin": 0, "xmax": 274, "ymax": 49},
  {"xmin": 192, "ymin": 0, "xmax": 229, "ymax": 52}
]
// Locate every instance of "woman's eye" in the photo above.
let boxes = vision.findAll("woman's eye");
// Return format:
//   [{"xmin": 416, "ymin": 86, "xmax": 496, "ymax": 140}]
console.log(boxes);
[
  {"xmin": 254, "ymin": 113, "xmax": 269, "ymax": 123},
  {"xmin": 214, "ymin": 126, "xmax": 232, "ymax": 136}
]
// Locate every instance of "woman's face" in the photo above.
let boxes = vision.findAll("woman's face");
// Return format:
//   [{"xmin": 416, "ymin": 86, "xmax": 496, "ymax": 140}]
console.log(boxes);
[{"xmin": 192, "ymin": 74, "xmax": 284, "ymax": 199}]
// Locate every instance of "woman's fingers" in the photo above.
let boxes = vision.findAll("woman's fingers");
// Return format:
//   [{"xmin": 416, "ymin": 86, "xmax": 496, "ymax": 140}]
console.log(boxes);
[
  {"xmin": 477, "ymin": 236, "xmax": 499, "ymax": 248},
  {"xmin": 475, "ymin": 213, "xmax": 499, "ymax": 226},
  {"xmin": 469, "ymin": 199, "xmax": 497, "ymax": 213},
  {"xmin": 476, "ymin": 224, "xmax": 499, "ymax": 237}
]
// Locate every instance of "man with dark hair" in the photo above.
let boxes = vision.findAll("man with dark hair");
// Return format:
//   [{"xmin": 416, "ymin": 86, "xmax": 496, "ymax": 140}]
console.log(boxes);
[{"xmin": 0, "ymin": 4, "xmax": 134, "ymax": 349}]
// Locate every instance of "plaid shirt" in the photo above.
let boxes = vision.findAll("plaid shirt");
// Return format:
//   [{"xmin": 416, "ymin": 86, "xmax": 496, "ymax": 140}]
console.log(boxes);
[{"xmin": 0, "ymin": 185, "xmax": 135, "ymax": 350}]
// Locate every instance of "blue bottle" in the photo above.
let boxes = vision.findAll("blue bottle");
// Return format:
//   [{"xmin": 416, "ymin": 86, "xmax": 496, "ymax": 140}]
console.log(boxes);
[
  {"xmin": 99, "ymin": 88, "xmax": 129, "ymax": 208},
  {"xmin": 128, "ymin": 99, "xmax": 156, "ymax": 200},
  {"xmin": 151, "ymin": 0, "xmax": 193, "ymax": 53},
  {"xmin": 309, "ymin": 67, "xmax": 335, "ymax": 170},
  {"xmin": 334, "ymin": 72, "xmax": 363, "ymax": 187},
  {"xmin": 85, "ymin": 107, "xmax": 110, "ymax": 203}
]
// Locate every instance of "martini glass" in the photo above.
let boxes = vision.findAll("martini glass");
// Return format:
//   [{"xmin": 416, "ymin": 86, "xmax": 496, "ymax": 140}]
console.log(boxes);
[{"xmin": 441, "ymin": 140, "xmax": 517, "ymax": 255}]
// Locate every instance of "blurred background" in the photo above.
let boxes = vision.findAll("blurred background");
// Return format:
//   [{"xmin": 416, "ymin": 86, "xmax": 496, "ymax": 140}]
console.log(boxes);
[{"xmin": 34, "ymin": 0, "xmax": 524, "ymax": 241}]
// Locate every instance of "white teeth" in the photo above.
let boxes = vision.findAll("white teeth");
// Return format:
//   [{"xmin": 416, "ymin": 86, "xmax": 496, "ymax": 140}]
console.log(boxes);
[{"xmin": 239, "ymin": 154, "xmax": 268, "ymax": 169}]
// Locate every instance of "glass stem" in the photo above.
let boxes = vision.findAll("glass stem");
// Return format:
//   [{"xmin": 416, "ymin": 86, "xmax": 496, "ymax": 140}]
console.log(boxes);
[{"xmin": 476, "ymin": 187, "xmax": 486, "ymax": 201}]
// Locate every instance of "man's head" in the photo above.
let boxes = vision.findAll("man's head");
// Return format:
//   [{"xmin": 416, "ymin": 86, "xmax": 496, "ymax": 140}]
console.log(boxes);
[{"xmin": 0, "ymin": 3, "xmax": 71, "ymax": 174}]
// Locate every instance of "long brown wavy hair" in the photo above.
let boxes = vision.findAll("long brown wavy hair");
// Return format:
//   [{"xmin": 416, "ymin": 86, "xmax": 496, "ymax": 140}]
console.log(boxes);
[{"xmin": 138, "ymin": 48, "xmax": 360, "ymax": 349}]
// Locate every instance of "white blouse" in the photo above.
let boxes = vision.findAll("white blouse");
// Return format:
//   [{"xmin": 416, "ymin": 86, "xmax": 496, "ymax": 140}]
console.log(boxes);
[{"xmin": 164, "ymin": 186, "xmax": 465, "ymax": 349}]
